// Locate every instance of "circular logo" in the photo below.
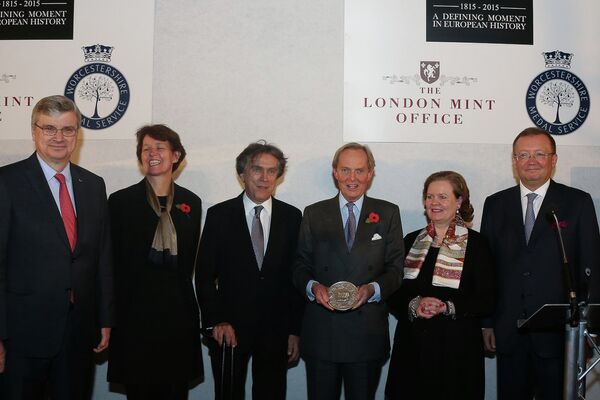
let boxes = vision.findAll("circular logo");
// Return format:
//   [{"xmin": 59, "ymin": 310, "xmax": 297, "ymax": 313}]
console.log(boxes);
[
  {"xmin": 64, "ymin": 63, "xmax": 130, "ymax": 130},
  {"xmin": 525, "ymin": 69, "xmax": 590, "ymax": 135}
]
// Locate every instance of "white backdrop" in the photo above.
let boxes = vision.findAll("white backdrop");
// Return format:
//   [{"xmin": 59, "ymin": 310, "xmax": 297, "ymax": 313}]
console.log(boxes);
[{"xmin": 1, "ymin": 1, "xmax": 600, "ymax": 399}]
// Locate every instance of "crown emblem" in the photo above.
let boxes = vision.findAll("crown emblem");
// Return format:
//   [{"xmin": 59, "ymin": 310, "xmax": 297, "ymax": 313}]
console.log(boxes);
[
  {"xmin": 81, "ymin": 44, "xmax": 114, "ymax": 63},
  {"xmin": 542, "ymin": 50, "xmax": 573, "ymax": 69}
]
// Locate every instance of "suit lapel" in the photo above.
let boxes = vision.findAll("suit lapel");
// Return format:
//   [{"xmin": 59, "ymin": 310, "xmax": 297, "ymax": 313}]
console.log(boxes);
[
  {"xmin": 71, "ymin": 166, "xmax": 86, "ymax": 255},
  {"xmin": 235, "ymin": 193, "xmax": 260, "ymax": 270},
  {"xmin": 325, "ymin": 196, "xmax": 348, "ymax": 255},
  {"xmin": 353, "ymin": 196, "xmax": 377, "ymax": 250},
  {"xmin": 506, "ymin": 186, "xmax": 527, "ymax": 247},
  {"xmin": 263, "ymin": 199, "xmax": 279, "ymax": 267},
  {"xmin": 134, "ymin": 180, "xmax": 159, "ymax": 249},
  {"xmin": 170, "ymin": 186, "xmax": 184, "ymax": 234},
  {"xmin": 24, "ymin": 154, "xmax": 71, "ymax": 251}
]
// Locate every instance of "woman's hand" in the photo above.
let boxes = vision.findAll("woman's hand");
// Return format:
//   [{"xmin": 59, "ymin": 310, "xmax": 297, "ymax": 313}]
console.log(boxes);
[{"xmin": 416, "ymin": 296, "xmax": 446, "ymax": 319}]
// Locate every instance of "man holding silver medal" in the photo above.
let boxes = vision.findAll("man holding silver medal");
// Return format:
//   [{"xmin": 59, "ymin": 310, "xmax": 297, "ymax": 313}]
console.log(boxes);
[{"xmin": 293, "ymin": 143, "xmax": 404, "ymax": 400}]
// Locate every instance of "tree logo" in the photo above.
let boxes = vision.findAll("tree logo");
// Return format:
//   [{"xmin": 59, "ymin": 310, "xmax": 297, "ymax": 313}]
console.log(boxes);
[
  {"xmin": 64, "ymin": 44, "xmax": 130, "ymax": 130},
  {"xmin": 525, "ymin": 50, "xmax": 590, "ymax": 135}
]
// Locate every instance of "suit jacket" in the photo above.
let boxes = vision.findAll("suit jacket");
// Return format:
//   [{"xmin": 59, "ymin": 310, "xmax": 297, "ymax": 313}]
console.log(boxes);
[
  {"xmin": 195, "ymin": 193, "xmax": 303, "ymax": 352},
  {"xmin": 0, "ymin": 153, "xmax": 114, "ymax": 357},
  {"xmin": 481, "ymin": 180, "xmax": 600, "ymax": 357},
  {"xmin": 107, "ymin": 180, "xmax": 203, "ymax": 383},
  {"xmin": 293, "ymin": 195, "xmax": 404, "ymax": 362}
]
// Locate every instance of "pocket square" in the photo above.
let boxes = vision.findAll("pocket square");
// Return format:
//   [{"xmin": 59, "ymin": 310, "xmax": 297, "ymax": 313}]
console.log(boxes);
[{"xmin": 371, "ymin": 233, "xmax": 382, "ymax": 241}]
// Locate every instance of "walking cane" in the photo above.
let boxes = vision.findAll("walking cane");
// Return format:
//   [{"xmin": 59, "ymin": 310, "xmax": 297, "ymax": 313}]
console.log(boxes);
[{"xmin": 220, "ymin": 343, "xmax": 234, "ymax": 400}]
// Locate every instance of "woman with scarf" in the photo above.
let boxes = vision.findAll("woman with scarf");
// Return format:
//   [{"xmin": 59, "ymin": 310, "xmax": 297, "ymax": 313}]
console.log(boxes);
[
  {"xmin": 385, "ymin": 171, "xmax": 494, "ymax": 400},
  {"xmin": 107, "ymin": 125, "xmax": 203, "ymax": 400}
]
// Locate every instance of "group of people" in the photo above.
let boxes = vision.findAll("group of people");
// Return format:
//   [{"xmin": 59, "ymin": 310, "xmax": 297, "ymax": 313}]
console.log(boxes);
[{"xmin": 0, "ymin": 94, "xmax": 598, "ymax": 400}]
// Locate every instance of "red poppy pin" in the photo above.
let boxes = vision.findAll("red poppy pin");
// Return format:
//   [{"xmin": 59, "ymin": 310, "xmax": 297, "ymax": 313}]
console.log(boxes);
[
  {"xmin": 176, "ymin": 203, "xmax": 191, "ymax": 215},
  {"xmin": 365, "ymin": 212, "xmax": 380, "ymax": 224},
  {"xmin": 551, "ymin": 220, "xmax": 568, "ymax": 230}
]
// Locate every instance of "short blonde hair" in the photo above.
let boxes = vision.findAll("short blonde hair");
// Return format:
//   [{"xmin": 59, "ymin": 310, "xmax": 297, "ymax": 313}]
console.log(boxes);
[{"xmin": 331, "ymin": 142, "xmax": 375, "ymax": 171}]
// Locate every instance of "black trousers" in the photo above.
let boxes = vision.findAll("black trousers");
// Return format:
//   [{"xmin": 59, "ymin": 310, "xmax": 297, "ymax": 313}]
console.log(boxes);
[
  {"xmin": 497, "ymin": 334, "xmax": 563, "ymax": 400},
  {"xmin": 1, "ymin": 312, "xmax": 93, "ymax": 400},
  {"xmin": 209, "ymin": 335, "xmax": 288, "ymax": 400},
  {"xmin": 304, "ymin": 357, "xmax": 383, "ymax": 400}
]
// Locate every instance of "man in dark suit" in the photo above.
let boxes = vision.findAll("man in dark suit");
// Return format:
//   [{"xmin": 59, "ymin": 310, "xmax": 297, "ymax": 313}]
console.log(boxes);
[
  {"xmin": 0, "ymin": 95, "xmax": 115, "ymax": 399},
  {"xmin": 293, "ymin": 143, "xmax": 404, "ymax": 400},
  {"xmin": 196, "ymin": 141, "xmax": 303, "ymax": 400},
  {"xmin": 481, "ymin": 127, "xmax": 600, "ymax": 400}
]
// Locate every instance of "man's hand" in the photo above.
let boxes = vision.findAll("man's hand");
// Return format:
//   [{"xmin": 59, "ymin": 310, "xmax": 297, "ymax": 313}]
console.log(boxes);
[
  {"xmin": 287, "ymin": 335, "xmax": 300, "ymax": 363},
  {"xmin": 352, "ymin": 284, "xmax": 375, "ymax": 309},
  {"xmin": 93, "ymin": 327, "xmax": 111, "ymax": 353},
  {"xmin": 312, "ymin": 283, "xmax": 334, "ymax": 311},
  {"xmin": 482, "ymin": 328, "xmax": 496, "ymax": 353},
  {"xmin": 0, "ymin": 340, "xmax": 6, "ymax": 373},
  {"xmin": 213, "ymin": 323, "xmax": 237, "ymax": 347}
]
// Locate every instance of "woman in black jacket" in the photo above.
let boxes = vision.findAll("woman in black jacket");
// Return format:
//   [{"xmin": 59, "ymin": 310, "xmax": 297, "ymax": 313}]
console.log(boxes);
[{"xmin": 107, "ymin": 124, "xmax": 203, "ymax": 400}]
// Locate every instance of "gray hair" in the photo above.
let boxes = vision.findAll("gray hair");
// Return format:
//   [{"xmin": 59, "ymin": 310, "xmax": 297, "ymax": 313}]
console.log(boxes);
[
  {"xmin": 31, "ymin": 95, "xmax": 81, "ymax": 128},
  {"xmin": 235, "ymin": 140, "xmax": 287, "ymax": 178}
]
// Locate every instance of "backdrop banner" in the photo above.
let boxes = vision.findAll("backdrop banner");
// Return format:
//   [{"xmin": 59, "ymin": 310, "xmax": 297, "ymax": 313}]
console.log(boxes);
[
  {"xmin": 0, "ymin": 0, "xmax": 154, "ymax": 140},
  {"xmin": 344, "ymin": 0, "xmax": 599, "ymax": 144}
]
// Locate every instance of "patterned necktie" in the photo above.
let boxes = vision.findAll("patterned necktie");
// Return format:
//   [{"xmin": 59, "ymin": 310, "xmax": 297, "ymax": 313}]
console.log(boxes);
[
  {"xmin": 524, "ymin": 193, "xmax": 537, "ymax": 244},
  {"xmin": 251, "ymin": 205, "xmax": 264, "ymax": 269},
  {"xmin": 345, "ymin": 202, "xmax": 356, "ymax": 250},
  {"xmin": 55, "ymin": 173, "xmax": 77, "ymax": 251}
]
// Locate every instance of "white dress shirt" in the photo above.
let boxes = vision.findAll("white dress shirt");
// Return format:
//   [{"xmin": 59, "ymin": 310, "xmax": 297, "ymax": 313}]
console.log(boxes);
[{"xmin": 519, "ymin": 179, "xmax": 550, "ymax": 224}]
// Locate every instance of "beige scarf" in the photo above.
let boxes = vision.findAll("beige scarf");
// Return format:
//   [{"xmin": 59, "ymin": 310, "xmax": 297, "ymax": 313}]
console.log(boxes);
[
  {"xmin": 145, "ymin": 179, "xmax": 178, "ymax": 266},
  {"xmin": 404, "ymin": 218, "xmax": 468, "ymax": 289}
]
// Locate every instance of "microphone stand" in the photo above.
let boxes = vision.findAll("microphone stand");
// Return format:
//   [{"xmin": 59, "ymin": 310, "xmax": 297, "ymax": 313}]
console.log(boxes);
[
  {"xmin": 551, "ymin": 210, "xmax": 588, "ymax": 400},
  {"xmin": 550, "ymin": 211, "xmax": 579, "ymax": 326}
]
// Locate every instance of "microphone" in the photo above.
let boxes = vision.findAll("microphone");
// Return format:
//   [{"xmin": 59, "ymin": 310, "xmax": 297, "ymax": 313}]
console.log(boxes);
[{"xmin": 548, "ymin": 209, "xmax": 578, "ymax": 325}]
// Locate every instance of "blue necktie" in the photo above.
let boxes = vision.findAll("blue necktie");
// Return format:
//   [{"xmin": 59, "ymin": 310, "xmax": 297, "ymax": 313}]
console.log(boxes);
[
  {"xmin": 524, "ymin": 193, "xmax": 537, "ymax": 243},
  {"xmin": 345, "ymin": 202, "xmax": 356, "ymax": 249}
]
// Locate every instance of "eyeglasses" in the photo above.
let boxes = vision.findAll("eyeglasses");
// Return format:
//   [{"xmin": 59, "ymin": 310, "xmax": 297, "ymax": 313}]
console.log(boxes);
[
  {"xmin": 513, "ymin": 151, "xmax": 555, "ymax": 161},
  {"xmin": 34, "ymin": 123, "xmax": 78, "ymax": 137}
]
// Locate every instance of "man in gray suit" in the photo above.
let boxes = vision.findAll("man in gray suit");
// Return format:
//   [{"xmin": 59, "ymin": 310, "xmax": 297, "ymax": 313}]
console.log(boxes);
[{"xmin": 293, "ymin": 143, "xmax": 404, "ymax": 400}]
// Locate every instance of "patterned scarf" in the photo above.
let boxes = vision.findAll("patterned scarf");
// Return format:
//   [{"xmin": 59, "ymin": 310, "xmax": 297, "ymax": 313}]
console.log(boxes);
[
  {"xmin": 403, "ymin": 217, "xmax": 468, "ymax": 289},
  {"xmin": 145, "ymin": 179, "xmax": 178, "ymax": 266}
]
